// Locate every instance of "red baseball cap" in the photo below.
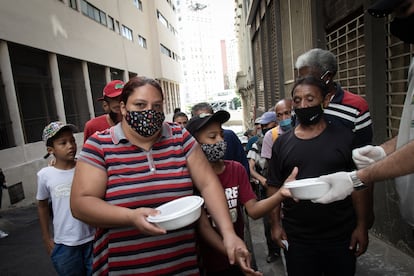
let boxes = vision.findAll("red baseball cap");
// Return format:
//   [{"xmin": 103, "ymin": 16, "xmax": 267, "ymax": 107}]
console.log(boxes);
[{"xmin": 97, "ymin": 80, "xmax": 124, "ymax": 100}]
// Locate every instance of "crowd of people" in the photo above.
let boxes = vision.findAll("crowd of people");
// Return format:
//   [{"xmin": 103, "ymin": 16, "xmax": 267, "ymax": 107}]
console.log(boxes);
[{"xmin": 0, "ymin": 0, "xmax": 411, "ymax": 275}]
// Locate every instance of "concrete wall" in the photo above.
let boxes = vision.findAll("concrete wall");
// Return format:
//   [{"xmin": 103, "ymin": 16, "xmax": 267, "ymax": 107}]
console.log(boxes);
[
  {"xmin": 0, "ymin": 133, "xmax": 84, "ymax": 208},
  {"xmin": 0, "ymin": 0, "xmax": 182, "ymax": 77}
]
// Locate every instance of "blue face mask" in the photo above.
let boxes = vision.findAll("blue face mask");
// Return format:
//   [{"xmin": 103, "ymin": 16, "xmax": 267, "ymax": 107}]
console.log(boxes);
[{"xmin": 279, "ymin": 118, "xmax": 292, "ymax": 131}]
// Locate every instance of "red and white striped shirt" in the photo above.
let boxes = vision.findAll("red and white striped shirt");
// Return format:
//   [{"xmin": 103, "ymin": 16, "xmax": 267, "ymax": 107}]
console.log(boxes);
[{"xmin": 79, "ymin": 122, "xmax": 199, "ymax": 275}]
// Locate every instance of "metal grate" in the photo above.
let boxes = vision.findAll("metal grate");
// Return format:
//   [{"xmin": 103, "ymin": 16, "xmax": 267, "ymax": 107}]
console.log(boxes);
[
  {"xmin": 326, "ymin": 12, "xmax": 366, "ymax": 98},
  {"xmin": 268, "ymin": 0, "xmax": 280, "ymax": 103},
  {"xmin": 385, "ymin": 17, "xmax": 414, "ymax": 137},
  {"xmin": 252, "ymin": 32, "xmax": 265, "ymax": 111},
  {"xmin": 261, "ymin": 17, "xmax": 272, "ymax": 110}
]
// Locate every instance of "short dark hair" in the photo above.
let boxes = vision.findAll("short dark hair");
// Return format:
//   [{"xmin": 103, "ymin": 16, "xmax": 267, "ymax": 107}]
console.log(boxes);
[
  {"xmin": 173, "ymin": 112, "xmax": 188, "ymax": 122},
  {"xmin": 46, "ymin": 128, "xmax": 74, "ymax": 147},
  {"xmin": 291, "ymin": 76, "xmax": 329, "ymax": 98},
  {"xmin": 121, "ymin": 77, "xmax": 163, "ymax": 104},
  {"xmin": 191, "ymin": 102, "xmax": 213, "ymax": 117}
]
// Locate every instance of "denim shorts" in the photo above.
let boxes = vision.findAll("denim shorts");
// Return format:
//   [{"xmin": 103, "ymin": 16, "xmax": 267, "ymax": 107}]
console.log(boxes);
[{"xmin": 51, "ymin": 241, "xmax": 93, "ymax": 276}]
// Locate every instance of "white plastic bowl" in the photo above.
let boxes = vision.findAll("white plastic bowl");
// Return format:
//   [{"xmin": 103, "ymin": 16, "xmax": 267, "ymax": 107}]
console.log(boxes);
[
  {"xmin": 285, "ymin": 178, "xmax": 329, "ymax": 200},
  {"xmin": 147, "ymin": 195, "xmax": 204, "ymax": 231}
]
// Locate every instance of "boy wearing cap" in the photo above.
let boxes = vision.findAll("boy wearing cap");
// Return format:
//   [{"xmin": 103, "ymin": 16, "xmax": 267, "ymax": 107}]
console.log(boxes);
[
  {"xmin": 37, "ymin": 121, "xmax": 94, "ymax": 275},
  {"xmin": 83, "ymin": 80, "xmax": 124, "ymax": 142},
  {"xmin": 186, "ymin": 110, "xmax": 292, "ymax": 275}
]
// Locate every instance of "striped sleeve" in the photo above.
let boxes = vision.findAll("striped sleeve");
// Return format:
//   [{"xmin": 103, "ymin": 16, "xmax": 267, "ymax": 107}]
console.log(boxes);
[{"xmin": 77, "ymin": 132, "xmax": 108, "ymax": 171}]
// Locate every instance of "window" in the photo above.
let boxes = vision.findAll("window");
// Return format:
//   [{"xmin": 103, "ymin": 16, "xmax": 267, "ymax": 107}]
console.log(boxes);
[
  {"xmin": 160, "ymin": 44, "xmax": 171, "ymax": 57},
  {"xmin": 108, "ymin": 16, "xmax": 115, "ymax": 31},
  {"xmin": 99, "ymin": 11, "xmax": 107, "ymax": 25},
  {"xmin": 9, "ymin": 44, "xmax": 58, "ymax": 144},
  {"xmin": 57, "ymin": 56, "xmax": 90, "ymax": 130},
  {"xmin": 115, "ymin": 20, "xmax": 120, "ymax": 34},
  {"xmin": 81, "ymin": 0, "xmax": 107, "ymax": 26},
  {"xmin": 0, "ymin": 75, "xmax": 14, "ymax": 149},
  {"xmin": 69, "ymin": 0, "xmax": 77, "ymax": 10},
  {"xmin": 133, "ymin": 0, "xmax": 142, "ymax": 11},
  {"xmin": 157, "ymin": 10, "xmax": 168, "ymax": 28},
  {"xmin": 138, "ymin": 35, "xmax": 147, "ymax": 48},
  {"xmin": 121, "ymin": 25, "xmax": 133, "ymax": 41}
]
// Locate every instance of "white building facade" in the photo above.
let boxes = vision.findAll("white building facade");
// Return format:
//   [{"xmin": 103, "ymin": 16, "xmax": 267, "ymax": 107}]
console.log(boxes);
[{"xmin": 0, "ymin": 0, "xmax": 182, "ymax": 207}]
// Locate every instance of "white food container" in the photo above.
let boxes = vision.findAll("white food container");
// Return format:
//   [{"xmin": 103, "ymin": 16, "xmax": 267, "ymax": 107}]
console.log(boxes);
[
  {"xmin": 147, "ymin": 195, "xmax": 204, "ymax": 230},
  {"xmin": 284, "ymin": 178, "xmax": 330, "ymax": 200}
]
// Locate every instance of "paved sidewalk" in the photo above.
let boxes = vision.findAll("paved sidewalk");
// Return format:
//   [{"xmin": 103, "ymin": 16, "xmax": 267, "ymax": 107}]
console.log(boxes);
[
  {"xmin": 0, "ymin": 204, "xmax": 56, "ymax": 275},
  {"xmin": 248, "ymin": 216, "xmax": 414, "ymax": 276},
  {"xmin": 2, "ymin": 205, "xmax": 414, "ymax": 275}
]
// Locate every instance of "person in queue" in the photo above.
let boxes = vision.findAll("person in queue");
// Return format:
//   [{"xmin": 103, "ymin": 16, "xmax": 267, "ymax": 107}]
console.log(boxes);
[
  {"xmin": 260, "ymin": 98, "xmax": 293, "ymax": 161},
  {"xmin": 70, "ymin": 76, "xmax": 254, "ymax": 275},
  {"xmin": 312, "ymin": 0, "xmax": 414, "ymax": 219},
  {"xmin": 191, "ymin": 102, "xmax": 250, "ymax": 176},
  {"xmin": 37, "ymin": 122, "xmax": 94, "ymax": 275},
  {"xmin": 245, "ymin": 118, "xmax": 262, "ymax": 153},
  {"xmin": 254, "ymin": 98, "xmax": 293, "ymax": 263},
  {"xmin": 173, "ymin": 111, "xmax": 189, "ymax": 128},
  {"xmin": 294, "ymin": 48, "xmax": 375, "ymax": 228},
  {"xmin": 185, "ymin": 110, "xmax": 292, "ymax": 275},
  {"xmin": 83, "ymin": 80, "xmax": 124, "ymax": 142},
  {"xmin": 267, "ymin": 76, "xmax": 370, "ymax": 276},
  {"xmin": 295, "ymin": 48, "xmax": 373, "ymax": 148}
]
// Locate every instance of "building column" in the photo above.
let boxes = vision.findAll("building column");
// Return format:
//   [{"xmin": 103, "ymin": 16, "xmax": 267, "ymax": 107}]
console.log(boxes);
[
  {"xmin": 123, "ymin": 70, "xmax": 128, "ymax": 82},
  {"xmin": 49, "ymin": 53, "xmax": 66, "ymax": 122},
  {"xmin": 105, "ymin": 67, "xmax": 111, "ymax": 83},
  {"xmin": 82, "ymin": 61, "xmax": 95, "ymax": 119},
  {"xmin": 0, "ymin": 41, "xmax": 24, "ymax": 146}
]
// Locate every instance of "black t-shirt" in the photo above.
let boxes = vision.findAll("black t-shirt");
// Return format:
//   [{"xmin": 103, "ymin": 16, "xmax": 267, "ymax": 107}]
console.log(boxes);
[{"xmin": 267, "ymin": 121, "xmax": 357, "ymax": 243}]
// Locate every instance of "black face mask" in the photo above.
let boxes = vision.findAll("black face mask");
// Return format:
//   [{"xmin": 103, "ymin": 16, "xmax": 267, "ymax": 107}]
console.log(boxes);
[
  {"xmin": 109, "ymin": 110, "xmax": 119, "ymax": 124},
  {"xmin": 391, "ymin": 14, "xmax": 414, "ymax": 44},
  {"xmin": 294, "ymin": 105, "xmax": 324, "ymax": 126}
]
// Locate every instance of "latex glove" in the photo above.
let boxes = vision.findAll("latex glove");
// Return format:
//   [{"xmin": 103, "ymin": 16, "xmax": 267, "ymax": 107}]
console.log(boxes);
[
  {"xmin": 352, "ymin": 145, "xmax": 386, "ymax": 169},
  {"xmin": 312, "ymin": 172, "xmax": 353, "ymax": 204}
]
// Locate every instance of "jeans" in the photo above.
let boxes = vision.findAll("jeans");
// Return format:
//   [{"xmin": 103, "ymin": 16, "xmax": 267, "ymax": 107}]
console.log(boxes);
[
  {"xmin": 284, "ymin": 239, "xmax": 356, "ymax": 276},
  {"xmin": 51, "ymin": 241, "xmax": 93, "ymax": 276}
]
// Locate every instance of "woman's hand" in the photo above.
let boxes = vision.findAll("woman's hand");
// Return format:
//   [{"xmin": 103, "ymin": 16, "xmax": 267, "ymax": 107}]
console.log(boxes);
[
  {"xmin": 234, "ymin": 247, "xmax": 263, "ymax": 276},
  {"xmin": 129, "ymin": 207, "xmax": 167, "ymax": 235}
]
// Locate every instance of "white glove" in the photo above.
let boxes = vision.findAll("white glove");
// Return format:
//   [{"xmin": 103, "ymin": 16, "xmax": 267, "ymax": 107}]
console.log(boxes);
[
  {"xmin": 312, "ymin": 172, "xmax": 354, "ymax": 204},
  {"xmin": 352, "ymin": 145, "xmax": 386, "ymax": 169}
]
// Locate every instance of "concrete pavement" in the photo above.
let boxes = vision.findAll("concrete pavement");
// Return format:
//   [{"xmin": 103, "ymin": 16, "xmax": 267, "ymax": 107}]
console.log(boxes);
[
  {"xmin": 248, "ymin": 215, "xmax": 414, "ymax": 276},
  {"xmin": 0, "ymin": 204, "xmax": 56, "ymax": 275},
  {"xmin": 2, "ymin": 205, "xmax": 414, "ymax": 275}
]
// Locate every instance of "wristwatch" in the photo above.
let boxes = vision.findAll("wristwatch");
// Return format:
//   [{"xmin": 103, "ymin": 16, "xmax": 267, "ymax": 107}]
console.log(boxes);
[{"xmin": 349, "ymin": 171, "xmax": 367, "ymax": 190}]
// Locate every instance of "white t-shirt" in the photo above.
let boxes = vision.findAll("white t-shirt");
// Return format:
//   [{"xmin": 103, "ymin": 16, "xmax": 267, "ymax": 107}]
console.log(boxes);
[
  {"xmin": 247, "ymin": 143, "xmax": 267, "ymax": 171},
  {"xmin": 36, "ymin": 166, "xmax": 95, "ymax": 246}
]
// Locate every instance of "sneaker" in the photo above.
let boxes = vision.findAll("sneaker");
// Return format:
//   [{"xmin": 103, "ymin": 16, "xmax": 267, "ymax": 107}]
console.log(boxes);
[
  {"xmin": 266, "ymin": 252, "xmax": 279, "ymax": 263},
  {"xmin": 0, "ymin": 230, "xmax": 8, "ymax": 238}
]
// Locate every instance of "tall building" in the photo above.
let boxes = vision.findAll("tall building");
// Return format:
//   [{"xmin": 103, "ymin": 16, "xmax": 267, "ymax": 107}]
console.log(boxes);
[
  {"xmin": 176, "ymin": 0, "xmax": 222, "ymax": 108},
  {"xmin": 176, "ymin": 0, "xmax": 238, "ymax": 110},
  {"xmin": 0, "ymin": 0, "xmax": 181, "ymax": 206}
]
